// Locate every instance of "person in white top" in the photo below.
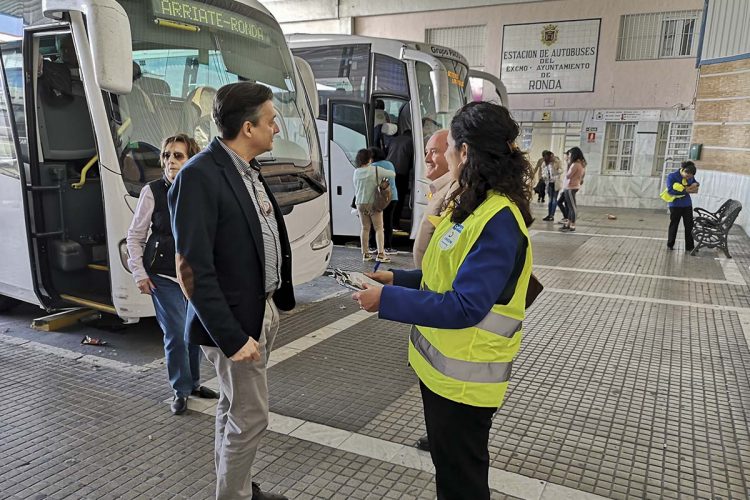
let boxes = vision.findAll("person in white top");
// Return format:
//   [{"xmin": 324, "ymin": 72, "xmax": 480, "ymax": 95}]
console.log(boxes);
[
  {"xmin": 126, "ymin": 134, "xmax": 217, "ymax": 415},
  {"xmin": 540, "ymin": 151, "xmax": 563, "ymax": 221}
]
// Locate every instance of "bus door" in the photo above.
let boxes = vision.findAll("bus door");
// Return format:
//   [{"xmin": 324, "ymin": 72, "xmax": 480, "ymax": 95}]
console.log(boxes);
[
  {"xmin": 370, "ymin": 95, "xmax": 412, "ymax": 232},
  {"xmin": 469, "ymin": 69, "xmax": 510, "ymax": 108},
  {"xmin": 0, "ymin": 41, "xmax": 38, "ymax": 310},
  {"xmin": 20, "ymin": 26, "xmax": 111, "ymax": 311},
  {"xmin": 326, "ymin": 98, "xmax": 369, "ymax": 237}
]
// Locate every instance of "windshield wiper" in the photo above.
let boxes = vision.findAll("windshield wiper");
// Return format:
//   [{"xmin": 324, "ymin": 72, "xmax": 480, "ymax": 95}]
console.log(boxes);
[{"xmin": 292, "ymin": 172, "xmax": 326, "ymax": 193}]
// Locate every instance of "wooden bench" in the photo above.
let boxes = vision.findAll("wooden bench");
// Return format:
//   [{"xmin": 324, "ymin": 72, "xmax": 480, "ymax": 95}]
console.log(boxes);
[{"xmin": 691, "ymin": 199, "xmax": 743, "ymax": 258}]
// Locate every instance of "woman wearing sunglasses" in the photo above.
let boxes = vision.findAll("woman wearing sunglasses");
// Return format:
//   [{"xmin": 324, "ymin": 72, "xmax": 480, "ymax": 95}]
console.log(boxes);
[{"xmin": 126, "ymin": 134, "xmax": 218, "ymax": 415}]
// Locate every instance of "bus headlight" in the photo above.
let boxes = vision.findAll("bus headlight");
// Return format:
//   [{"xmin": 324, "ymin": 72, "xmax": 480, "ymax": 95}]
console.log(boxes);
[{"xmin": 310, "ymin": 226, "xmax": 331, "ymax": 251}]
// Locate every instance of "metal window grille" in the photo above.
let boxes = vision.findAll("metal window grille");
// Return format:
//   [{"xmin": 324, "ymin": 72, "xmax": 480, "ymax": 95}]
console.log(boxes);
[
  {"xmin": 658, "ymin": 122, "xmax": 693, "ymax": 189},
  {"xmin": 617, "ymin": 10, "xmax": 701, "ymax": 61},
  {"xmin": 564, "ymin": 122, "xmax": 583, "ymax": 152},
  {"xmin": 652, "ymin": 122, "xmax": 669, "ymax": 176},
  {"xmin": 426, "ymin": 25, "xmax": 487, "ymax": 68},
  {"xmin": 518, "ymin": 122, "xmax": 581, "ymax": 156},
  {"xmin": 520, "ymin": 126, "xmax": 533, "ymax": 151},
  {"xmin": 666, "ymin": 122, "xmax": 692, "ymax": 160},
  {"xmin": 603, "ymin": 122, "xmax": 636, "ymax": 173}
]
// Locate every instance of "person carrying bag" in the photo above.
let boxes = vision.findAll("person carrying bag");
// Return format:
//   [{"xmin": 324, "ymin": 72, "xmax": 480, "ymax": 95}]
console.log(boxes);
[
  {"xmin": 353, "ymin": 149, "xmax": 395, "ymax": 263},
  {"xmin": 373, "ymin": 164, "xmax": 393, "ymax": 212}
]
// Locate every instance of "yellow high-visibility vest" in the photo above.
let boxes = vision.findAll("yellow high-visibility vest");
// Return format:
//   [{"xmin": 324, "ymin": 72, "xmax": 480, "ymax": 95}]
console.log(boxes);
[
  {"xmin": 410, "ymin": 192, "xmax": 532, "ymax": 408},
  {"xmin": 660, "ymin": 178, "xmax": 687, "ymax": 202}
]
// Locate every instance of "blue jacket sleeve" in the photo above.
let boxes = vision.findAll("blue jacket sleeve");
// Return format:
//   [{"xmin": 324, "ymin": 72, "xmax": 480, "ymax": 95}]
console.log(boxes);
[
  {"xmin": 379, "ymin": 209, "xmax": 523, "ymax": 329},
  {"xmin": 392, "ymin": 269, "xmax": 422, "ymax": 289},
  {"xmin": 169, "ymin": 166, "xmax": 248, "ymax": 357}
]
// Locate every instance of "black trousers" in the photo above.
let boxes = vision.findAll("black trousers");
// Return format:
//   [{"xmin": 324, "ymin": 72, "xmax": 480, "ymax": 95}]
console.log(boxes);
[
  {"xmin": 420, "ymin": 382, "xmax": 496, "ymax": 500},
  {"xmin": 369, "ymin": 200, "xmax": 396, "ymax": 249},
  {"xmin": 563, "ymin": 189, "xmax": 578, "ymax": 224},
  {"xmin": 668, "ymin": 206, "xmax": 695, "ymax": 250},
  {"xmin": 393, "ymin": 174, "xmax": 411, "ymax": 231},
  {"xmin": 557, "ymin": 191, "xmax": 568, "ymax": 219}
]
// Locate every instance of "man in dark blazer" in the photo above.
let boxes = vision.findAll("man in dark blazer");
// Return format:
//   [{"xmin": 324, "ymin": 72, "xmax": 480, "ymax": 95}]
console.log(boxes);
[{"xmin": 169, "ymin": 82, "xmax": 293, "ymax": 500}]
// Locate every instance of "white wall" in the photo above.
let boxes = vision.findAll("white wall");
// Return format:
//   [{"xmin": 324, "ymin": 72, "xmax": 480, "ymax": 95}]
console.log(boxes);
[
  {"xmin": 354, "ymin": 0, "xmax": 702, "ymax": 111},
  {"xmin": 691, "ymin": 171, "xmax": 750, "ymax": 237}
]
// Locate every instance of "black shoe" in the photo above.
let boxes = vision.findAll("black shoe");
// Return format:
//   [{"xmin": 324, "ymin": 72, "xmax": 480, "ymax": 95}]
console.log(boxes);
[
  {"xmin": 192, "ymin": 386, "xmax": 219, "ymax": 399},
  {"xmin": 252, "ymin": 482, "xmax": 287, "ymax": 500},
  {"xmin": 542, "ymin": 216, "xmax": 553, "ymax": 221},
  {"xmin": 667, "ymin": 246, "xmax": 674, "ymax": 251},
  {"xmin": 686, "ymin": 248, "xmax": 696, "ymax": 254},
  {"xmin": 415, "ymin": 434, "xmax": 430, "ymax": 451},
  {"xmin": 171, "ymin": 396, "xmax": 188, "ymax": 415}
]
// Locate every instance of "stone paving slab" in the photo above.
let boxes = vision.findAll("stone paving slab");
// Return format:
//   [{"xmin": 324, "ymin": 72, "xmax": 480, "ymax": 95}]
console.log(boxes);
[
  {"xmin": 535, "ymin": 267, "xmax": 750, "ymax": 309},
  {"xmin": 269, "ymin": 316, "xmax": 416, "ymax": 432},
  {"xmin": 2, "ymin": 204, "xmax": 750, "ymax": 500},
  {"xmin": 273, "ymin": 293, "xmax": 356, "ymax": 349},
  {"xmin": 352, "ymin": 290, "xmax": 750, "ymax": 500},
  {"xmin": 545, "ymin": 234, "xmax": 725, "ymax": 280},
  {"xmin": 0, "ymin": 342, "xmax": 522, "ymax": 500}
]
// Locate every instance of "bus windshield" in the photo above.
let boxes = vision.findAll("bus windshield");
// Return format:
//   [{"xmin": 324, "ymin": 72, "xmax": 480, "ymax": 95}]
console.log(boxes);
[
  {"xmin": 115, "ymin": 0, "xmax": 323, "ymax": 206},
  {"xmin": 415, "ymin": 58, "xmax": 469, "ymax": 143}
]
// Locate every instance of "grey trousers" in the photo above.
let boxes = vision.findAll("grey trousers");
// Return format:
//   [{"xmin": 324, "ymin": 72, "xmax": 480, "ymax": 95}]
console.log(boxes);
[{"xmin": 201, "ymin": 298, "xmax": 280, "ymax": 500}]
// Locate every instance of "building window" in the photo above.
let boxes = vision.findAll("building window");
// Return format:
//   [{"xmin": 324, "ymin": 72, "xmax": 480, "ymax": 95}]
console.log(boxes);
[
  {"xmin": 603, "ymin": 122, "xmax": 636, "ymax": 173},
  {"xmin": 426, "ymin": 25, "xmax": 487, "ymax": 68},
  {"xmin": 654, "ymin": 122, "xmax": 693, "ymax": 183},
  {"xmin": 617, "ymin": 10, "xmax": 701, "ymax": 61},
  {"xmin": 653, "ymin": 122, "xmax": 669, "ymax": 176},
  {"xmin": 520, "ymin": 125, "xmax": 533, "ymax": 151}
]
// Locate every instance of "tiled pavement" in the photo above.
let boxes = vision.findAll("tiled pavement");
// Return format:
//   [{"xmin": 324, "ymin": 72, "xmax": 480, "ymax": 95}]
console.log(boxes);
[{"xmin": 1, "ymin": 204, "xmax": 750, "ymax": 499}]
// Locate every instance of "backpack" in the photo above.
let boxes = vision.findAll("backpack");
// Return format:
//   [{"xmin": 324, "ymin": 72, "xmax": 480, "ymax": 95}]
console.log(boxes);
[{"xmin": 372, "ymin": 166, "xmax": 392, "ymax": 212}]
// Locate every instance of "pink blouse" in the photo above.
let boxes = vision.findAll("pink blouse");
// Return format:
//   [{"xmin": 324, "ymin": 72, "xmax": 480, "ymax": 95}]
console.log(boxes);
[{"xmin": 564, "ymin": 161, "xmax": 585, "ymax": 190}]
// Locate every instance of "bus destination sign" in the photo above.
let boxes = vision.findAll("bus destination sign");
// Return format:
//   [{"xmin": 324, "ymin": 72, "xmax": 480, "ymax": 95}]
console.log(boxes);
[{"xmin": 152, "ymin": 0, "xmax": 266, "ymax": 42}]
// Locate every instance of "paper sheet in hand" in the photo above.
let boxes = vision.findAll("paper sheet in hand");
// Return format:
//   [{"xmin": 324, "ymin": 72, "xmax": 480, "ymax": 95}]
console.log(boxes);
[{"xmin": 332, "ymin": 268, "xmax": 384, "ymax": 291}]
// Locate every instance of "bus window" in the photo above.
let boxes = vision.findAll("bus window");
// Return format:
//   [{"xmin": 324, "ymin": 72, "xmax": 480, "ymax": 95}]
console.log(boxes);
[
  {"xmin": 373, "ymin": 97, "xmax": 409, "ymax": 151},
  {"xmin": 373, "ymin": 54, "xmax": 409, "ymax": 97},
  {"xmin": 116, "ymin": 0, "xmax": 320, "ymax": 203},
  {"xmin": 36, "ymin": 35, "xmax": 97, "ymax": 161},
  {"xmin": 330, "ymin": 101, "xmax": 367, "ymax": 166},
  {"xmin": 415, "ymin": 60, "xmax": 467, "ymax": 145},
  {"xmin": 0, "ymin": 58, "xmax": 18, "ymax": 179},
  {"xmin": 0, "ymin": 42, "xmax": 26, "ymax": 163},
  {"xmin": 292, "ymin": 44, "xmax": 370, "ymax": 119}
]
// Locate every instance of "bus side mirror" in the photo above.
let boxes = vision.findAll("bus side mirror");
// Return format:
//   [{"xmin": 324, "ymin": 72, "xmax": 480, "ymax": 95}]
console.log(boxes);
[
  {"xmin": 43, "ymin": 0, "xmax": 133, "ymax": 95},
  {"xmin": 400, "ymin": 48, "xmax": 449, "ymax": 114},
  {"xmin": 294, "ymin": 56, "xmax": 319, "ymax": 116},
  {"xmin": 430, "ymin": 69, "xmax": 450, "ymax": 114},
  {"xmin": 468, "ymin": 69, "xmax": 510, "ymax": 108}
]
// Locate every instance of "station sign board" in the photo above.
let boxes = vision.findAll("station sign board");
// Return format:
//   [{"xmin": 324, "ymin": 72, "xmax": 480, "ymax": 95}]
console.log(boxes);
[{"xmin": 501, "ymin": 19, "xmax": 601, "ymax": 94}]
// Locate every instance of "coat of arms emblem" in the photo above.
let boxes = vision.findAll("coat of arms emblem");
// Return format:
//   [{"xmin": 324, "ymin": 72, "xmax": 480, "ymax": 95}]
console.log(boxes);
[{"xmin": 541, "ymin": 24, "xmax": 559, "ymax": 46}]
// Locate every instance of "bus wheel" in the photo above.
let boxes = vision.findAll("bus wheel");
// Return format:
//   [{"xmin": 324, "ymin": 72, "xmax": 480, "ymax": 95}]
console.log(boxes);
[{"xmin": 0, "ymin": 295, "xmax": 20, "ymax": 312}]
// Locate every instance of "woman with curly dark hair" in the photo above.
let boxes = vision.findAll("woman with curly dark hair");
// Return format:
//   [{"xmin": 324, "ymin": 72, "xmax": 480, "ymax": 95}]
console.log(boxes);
[{"xmin": 353, "ymin": 101, "xmax": 534, "ymax": 499}]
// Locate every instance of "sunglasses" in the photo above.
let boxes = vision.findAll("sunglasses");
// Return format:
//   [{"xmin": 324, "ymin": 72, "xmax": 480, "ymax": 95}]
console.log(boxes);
[{"xmin": 162, "ymin": 151, "xmax": 186, "ymax": 160}]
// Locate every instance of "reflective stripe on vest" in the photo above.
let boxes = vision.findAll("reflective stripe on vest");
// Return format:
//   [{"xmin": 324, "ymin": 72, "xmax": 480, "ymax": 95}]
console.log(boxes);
[
  {"xmin": 410, "ymin": 326, "xmax": 512, "ymax": 383},
  {"xmin": 421, "ymin": 283, "xmax": 521, "ymax": 338}
]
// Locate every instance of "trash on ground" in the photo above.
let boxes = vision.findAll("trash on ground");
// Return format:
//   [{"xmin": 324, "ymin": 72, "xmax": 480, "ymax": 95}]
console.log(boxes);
[
  {"xmin": 81, "ymin": 335, "xmax": 108, "ymax": 346},
  {"xmin": 607, "ymin": 214, "xmax": 617, "ymax": 220}
]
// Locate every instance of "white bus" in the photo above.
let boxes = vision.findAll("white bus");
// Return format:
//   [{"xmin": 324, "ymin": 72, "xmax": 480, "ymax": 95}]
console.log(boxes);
[
  {"xmin": 288, "ymin": 34, "xmax": 507, "ymax": 238},
  {"xmin": 0, "ymin": 0, "xmax": 331, "ymax": 317}
]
